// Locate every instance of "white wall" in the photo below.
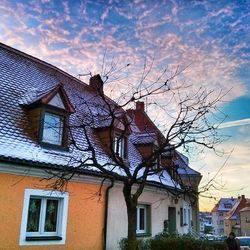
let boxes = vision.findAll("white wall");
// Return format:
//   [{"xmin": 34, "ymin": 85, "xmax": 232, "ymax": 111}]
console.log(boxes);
[
  {"xmin": 212, "ymin": 211, "xmax": 226, "ymax": 235},
  {"xmin": 106, "ymin": 184, "xmax": 192, "ymax": 250}
]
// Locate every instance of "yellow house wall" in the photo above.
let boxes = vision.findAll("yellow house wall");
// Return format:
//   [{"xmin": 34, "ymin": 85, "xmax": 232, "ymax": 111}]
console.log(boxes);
[{"xmin": 0, "ymin": 172, "xmax": 107, "ymax": 250}]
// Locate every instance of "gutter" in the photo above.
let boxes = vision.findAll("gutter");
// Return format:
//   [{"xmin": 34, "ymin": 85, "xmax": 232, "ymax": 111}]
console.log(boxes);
[{"xmin": 103, "ymin": 178, "xmax": 114, "ymax": 250}]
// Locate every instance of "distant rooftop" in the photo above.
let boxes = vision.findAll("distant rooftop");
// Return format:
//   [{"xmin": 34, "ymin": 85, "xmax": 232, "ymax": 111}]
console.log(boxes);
[{"xmin": 211, "ymin": 197, "xmax": 238, "ymax": 212}]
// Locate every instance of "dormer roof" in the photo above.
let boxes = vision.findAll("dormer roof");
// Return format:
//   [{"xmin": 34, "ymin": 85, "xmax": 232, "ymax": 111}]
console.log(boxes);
[
  {"xmin": 20, "ymin": 83, "xmax": 75, "ymax": 113},
  {"xmin": 130, "ymin": 132, "xmax": 158, "ymax": 145}
]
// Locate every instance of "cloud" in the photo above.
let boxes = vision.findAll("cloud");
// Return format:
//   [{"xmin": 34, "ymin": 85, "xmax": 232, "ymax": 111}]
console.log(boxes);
[
  {"xmin": 0, "ymin": 0, "xmax": 249, "ymax": 109},
  {"xmin": 218, "ymin": 118, "xmax": 250, "ymax": 129}
]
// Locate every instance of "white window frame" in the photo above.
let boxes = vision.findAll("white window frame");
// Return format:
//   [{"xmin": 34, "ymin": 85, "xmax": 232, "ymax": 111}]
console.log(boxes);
[
  {"xmin": 136, "ymin": 204, "xmax": 148, "ymax": 234},
  {"xmin": 114, "ymin": 135, "xmax": 126, "ymax": 158},
  {"xmin": 19, "ymin": 189, "xmax": 69, "ymax": 246}
]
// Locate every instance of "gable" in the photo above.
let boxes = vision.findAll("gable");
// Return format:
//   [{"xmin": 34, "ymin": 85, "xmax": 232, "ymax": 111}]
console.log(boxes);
[
  {"xmin": 20, "ymin": 84, "xmax": 75, "ymax": 113},
  {"xmin": 48, "ymin": 93, "xmax": 65, "ymax": 109}
]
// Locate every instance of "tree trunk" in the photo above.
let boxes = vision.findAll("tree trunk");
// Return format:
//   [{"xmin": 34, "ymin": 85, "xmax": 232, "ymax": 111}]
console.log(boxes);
[{"xmin": 123, "ymin": 183, "xmax": 138, "ymax": 250}]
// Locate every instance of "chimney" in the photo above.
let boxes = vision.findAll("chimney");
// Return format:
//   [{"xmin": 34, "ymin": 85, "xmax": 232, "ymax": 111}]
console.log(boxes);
[
  {"xmin": 136, "ymin": 101, "xmax": 144, "ymax": 112},
  {"xmin": 89, "ymin": 74, "xmax": 103, "ymax": 94}
]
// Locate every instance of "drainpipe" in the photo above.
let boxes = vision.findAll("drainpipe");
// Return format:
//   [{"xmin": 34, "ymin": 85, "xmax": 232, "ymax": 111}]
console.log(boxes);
[{"xmin": 103, "ymin": 179, "xmax": 114, "ymax": 250}]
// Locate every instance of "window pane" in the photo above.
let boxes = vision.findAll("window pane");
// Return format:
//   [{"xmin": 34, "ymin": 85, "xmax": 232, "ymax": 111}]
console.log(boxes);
[
  {"xmin": 27, "ymin": 198, "xmax": 41, "ymax": 232},
  {"xmin": 114, "ymin": 136, "xmax": 119, "ymax": 154},
  {"xmin": 119, "ymin": 138, "xmax": 125, "ymax": 157},
  {"xmin": 139, "ymin": 208, "xmax": 145, "ymax": 230},
  {"xmin": 44, "ymin": 199, "xmax": 58, "ymax": 232},
  {"xmin": 114, "ymin": 136, "xmax": 126, "ymax": 158},
  {"xmin": 42, "ymin": 112, "xmax": 63, "ymax": 145}
]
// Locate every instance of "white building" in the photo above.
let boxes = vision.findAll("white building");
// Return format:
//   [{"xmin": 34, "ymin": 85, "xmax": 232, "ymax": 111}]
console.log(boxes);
[
  {"xmin": 106, "ymin": 183, "xmax": 193, "ymax": 250},
  {"xmin": 211, "ymin": 198, "xmax": 237, "ymax": 235},
  {"xmin": 200, "ymin": 212, "xmax": 212, "ymax": 233}
]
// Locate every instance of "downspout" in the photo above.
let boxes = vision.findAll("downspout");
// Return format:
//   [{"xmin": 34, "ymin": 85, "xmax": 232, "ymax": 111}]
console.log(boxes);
[{"xmin": 103, "ymin": 179, "xmax": 114, "ymax": 250}]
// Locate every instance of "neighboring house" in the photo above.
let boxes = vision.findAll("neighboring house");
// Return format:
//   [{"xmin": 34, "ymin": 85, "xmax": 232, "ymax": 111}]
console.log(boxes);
[
  {"xmin": 106, "ymin": 103, "xmax": 202, "ymax": 249},
  {"xmin": 224, "ymin": 195, "xmax": 250, "ymax": 236},
  {"xmin": 240, "ymin": 202, "xmax": 250, "ymax": 236},
  {"xmin": 200, "ymin": 212, "xmax": 212, "ymax": 233},
  {"xmin": 0, "ymin": 42, "xmax": 201, "ymax": 250},
  {"xmin": 211, "ymin": 198, "xmax": 237, "ymax": 236}
]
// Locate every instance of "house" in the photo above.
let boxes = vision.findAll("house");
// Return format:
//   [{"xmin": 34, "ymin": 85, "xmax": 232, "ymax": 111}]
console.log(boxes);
[
  {"xmin": 0, "ymin": 42, "xmax": 201, "ymax": 250},
  {"xmin": 0, "ymin": 42, "xmax": 112, "ymax": 250},
  {"xmin": 106, "ymin": 103, "xmax": 202, "ymax": 249},
  {"xmin": 240, "ymin": 202, "xmax": 250, "ymax": 236},
  {"xmin": 211, "ymin": 197, "xmax": 237, "ymax": 236},
  {"xmin": 224, "ymin": 195, "xmax": 250, "ymax": 236},
  {"xmin": 200, "ymin": 212, "xmax": 212, "ymax": 234}
]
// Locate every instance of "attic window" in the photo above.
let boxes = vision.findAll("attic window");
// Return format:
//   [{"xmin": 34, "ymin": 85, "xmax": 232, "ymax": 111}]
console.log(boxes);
[
  {"xmin": 224, "ymin": 204, "xmax": 232, "ymax": 209},
  {"xmin": 41, "ymin": 112, "xmax": 65, "ymax": 146},
  {"xmin": 152, "ymin": 155, "xmax": 161, "ymax": 170},
  {"xmin": 113, "ymin": 134, "xmax": 127, "ymax": 159}
]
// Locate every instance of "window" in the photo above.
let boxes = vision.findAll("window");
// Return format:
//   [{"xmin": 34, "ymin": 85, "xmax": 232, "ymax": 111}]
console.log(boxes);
[
  {"xmin": 188, "ymin": 209, "xmax": 191, "ymax": 228},
  {"xmin": 152, "ymin": 155, "xmax": 161, "ymax": 170},
  {"xmin": 113, "ymin": 134, "xmax": 127, "ymax": 159},
  {"xmin": 41, "ymin": 112, "xmax": 65, "ymax": 146},
  {"xmin": 183, "ymin": 208, "xmax": 187, "ymax": 225},
  {"xmin": 224, "ymin": 204, "xmax": 232, "ymax": 209},
  {"xmin": 20, "ymin": 189, "xmax": 68, "ymax": 246},
  {"xmin": 181, "ymin": 207, "xmax": 191, "ymax": 227},
  {"xmin": 180, "ymin": 207, "xmax": 184, "ymax": 226},
  {"xmin": 136, "ymin": 204, "xmax": 150, "ymax": 235}
]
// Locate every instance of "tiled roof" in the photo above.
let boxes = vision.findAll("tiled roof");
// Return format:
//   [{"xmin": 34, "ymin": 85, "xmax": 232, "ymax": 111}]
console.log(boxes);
[
  {"xmin": 130, "ymin": 132, "xmax": 158, "ymax": 145},
  {"xmin": 0, "ymin": 44, "xmax": 112, "ymax": 169},
  {"xmin": 225, "ymin": 196, "xmax": 250, "ymax": 220},
  {"xmin": 211, "ymin": 198, "xmax": 238, "ymax": 213},
  {"xmin": 19, "ymin": 85, "xmax": 58, "ymax": 106},
  {"xmin": 240, "ymin": 202, "xmax": 250, "ymax": 212},
  {"xmin": 174, "ymin": 152, "xmax": 200, "ymax": 176},
  {"xmin": 0, "ymin": 42, "xmax": 197, "ymax": 190}
]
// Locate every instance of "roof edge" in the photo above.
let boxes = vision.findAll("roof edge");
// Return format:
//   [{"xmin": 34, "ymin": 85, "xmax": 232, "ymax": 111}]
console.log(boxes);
[{"xmin": 0, "ymin": 42, "xmax": 88, "ymax": 88}]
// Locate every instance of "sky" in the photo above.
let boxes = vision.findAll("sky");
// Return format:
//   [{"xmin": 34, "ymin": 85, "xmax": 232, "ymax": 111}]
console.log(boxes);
[{"xmin": 0, "ymin": 0, "xmax": 249, "ymax": 211}]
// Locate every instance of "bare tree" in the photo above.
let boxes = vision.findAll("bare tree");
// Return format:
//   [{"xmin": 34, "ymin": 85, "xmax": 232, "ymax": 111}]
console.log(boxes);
[{"xmin": 44, "ymin": 60, "xmax": 226, "ymax": 250}]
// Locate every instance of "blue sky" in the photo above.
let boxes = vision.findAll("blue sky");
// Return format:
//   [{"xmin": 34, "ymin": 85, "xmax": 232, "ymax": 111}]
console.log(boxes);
[{"xmin": 0, "ymin": 0, "xmax": 249, "ymax": 211}]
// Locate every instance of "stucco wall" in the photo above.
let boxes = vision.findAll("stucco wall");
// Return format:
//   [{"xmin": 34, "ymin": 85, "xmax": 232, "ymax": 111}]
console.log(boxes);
[
  {"xmin": 106, "ymin": 185, "xmax": 192, "ymax": 250},
  {"xmin": 240, "ymin": 210, "xmax": 250, "ymax": 236},
  {"xmin": 0, "ymin": 171, "xmax": 107, "ymax": 250},
  {"xmin": 224, "ymin": 219, "xmax": 238, "ymax": 237},
  {"xmin": 212, "ymin": 212, "xmax": 227, "ymax": 235}
]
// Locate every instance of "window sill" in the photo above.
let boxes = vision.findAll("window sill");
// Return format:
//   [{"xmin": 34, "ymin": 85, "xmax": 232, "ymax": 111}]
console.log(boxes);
[
  {"xmin": 136, "ymin": 233, "xmax": 151, "ymax": 238},
  {"xmin": 26, "ymin": 236, "xmax": 62, "ymax": 241}
]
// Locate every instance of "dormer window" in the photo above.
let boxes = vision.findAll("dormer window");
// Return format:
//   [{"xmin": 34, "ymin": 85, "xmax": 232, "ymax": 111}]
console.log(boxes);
[
  {"xmin": 113, "ymin": 134, "xmax": 127, "ymax": 159},
  {"xmin": 152, "ymin": 155, "xmax": 161, "ymax": 170},
  {"xmin": 21, "ymin": 84, "xmax": 75, "ymax": 149},
  {"xmin": 41, "ymin": 112, "xmax": 64, "ymax": 146},
  {"xmin": 224, "ymin": 204, "xmax": 232, "ymax": 209}
]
